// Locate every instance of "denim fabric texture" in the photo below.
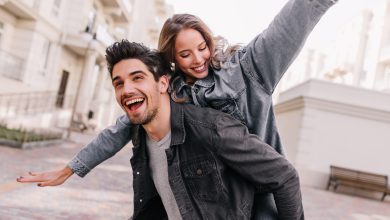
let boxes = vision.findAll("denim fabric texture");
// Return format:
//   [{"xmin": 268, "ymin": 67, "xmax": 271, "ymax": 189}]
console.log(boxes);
[
  {"xmin": 68, "ymin": 0, "xmax": 337, "ymax": 177},
  {"xmin": 130, "ymin": 101, "xmax": 303, "ymax": 220},
  {"xmin": 67, "ymin": 0, "xmax": 337, "ymax": 219}
]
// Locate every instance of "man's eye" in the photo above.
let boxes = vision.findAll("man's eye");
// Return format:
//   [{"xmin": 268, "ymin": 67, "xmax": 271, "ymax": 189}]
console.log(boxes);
[
  {"xmin": 114, "ymin": 82, "xmax": 123, "ymax": 88},
  {"xmin": 134, "ymin": 76, "xmax": 143, "ymax": 81}
]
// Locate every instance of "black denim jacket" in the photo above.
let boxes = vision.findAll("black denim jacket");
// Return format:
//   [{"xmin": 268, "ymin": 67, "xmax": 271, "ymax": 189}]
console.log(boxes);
[
  {"xmin": 69, "ymin": 0, "xmax": 338, "ymax": 178},
  {"xmin": 130, "ymin": 101, "xmax": 303, "ymax": 220}
]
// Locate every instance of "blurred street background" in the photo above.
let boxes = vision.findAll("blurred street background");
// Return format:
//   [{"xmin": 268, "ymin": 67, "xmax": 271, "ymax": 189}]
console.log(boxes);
[
  {"xmin": 1, "ymin": 133, "xmax": 390, "ymax": 219},
  {"xmin": 0, "ymin": 0, "xmax": 390, "ymax": 219}
]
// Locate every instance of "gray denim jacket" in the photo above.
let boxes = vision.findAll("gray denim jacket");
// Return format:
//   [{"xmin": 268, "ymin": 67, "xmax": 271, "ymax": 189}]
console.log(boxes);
[
  {"xmin": 68, "ymin": 0, "xmax": 337, "ymax": 177},
  {"xmin": 131, "ymin": 101, "xmax": 303, "ymax": 220}
]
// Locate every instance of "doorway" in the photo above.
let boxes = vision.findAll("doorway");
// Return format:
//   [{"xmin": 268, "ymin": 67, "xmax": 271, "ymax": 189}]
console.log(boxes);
[{"xmin": 56, "ymin": 70, "xmax": 69, "ymax": 108}]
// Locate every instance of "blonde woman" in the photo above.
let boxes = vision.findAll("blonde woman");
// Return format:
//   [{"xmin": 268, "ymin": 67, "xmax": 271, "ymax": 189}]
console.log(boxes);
[{"xmin": 18, "ymin": 0, "xmax": 338, "ymax": 219}]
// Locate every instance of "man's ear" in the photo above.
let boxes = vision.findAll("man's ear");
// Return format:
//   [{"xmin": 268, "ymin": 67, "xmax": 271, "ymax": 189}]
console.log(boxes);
[{"xmin": 159, "ymin": 75, "xmax": 169, "ymax": 93}]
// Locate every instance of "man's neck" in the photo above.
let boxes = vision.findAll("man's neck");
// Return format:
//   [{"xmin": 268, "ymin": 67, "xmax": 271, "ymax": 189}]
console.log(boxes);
[{"xmin": 142, "ymin": 96, "xmax": 171, "ymax": 142}]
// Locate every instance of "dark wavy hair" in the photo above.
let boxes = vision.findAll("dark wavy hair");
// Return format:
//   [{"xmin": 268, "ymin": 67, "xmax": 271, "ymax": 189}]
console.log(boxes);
[{"xmin": 105, "ymin": 39, "xmax": 171, "ymax": 80}]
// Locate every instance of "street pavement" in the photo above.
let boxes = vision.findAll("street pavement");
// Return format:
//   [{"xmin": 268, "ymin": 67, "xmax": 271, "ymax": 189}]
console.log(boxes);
[{"xmin": 0, "ymin": 132, "xmax": 389, "ymax": 220}]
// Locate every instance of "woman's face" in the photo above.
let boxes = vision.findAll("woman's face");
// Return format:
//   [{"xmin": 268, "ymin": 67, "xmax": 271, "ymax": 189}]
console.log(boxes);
[{"xmin": 174, "ymin": 28, "xmax": 211, "ymax": 84}]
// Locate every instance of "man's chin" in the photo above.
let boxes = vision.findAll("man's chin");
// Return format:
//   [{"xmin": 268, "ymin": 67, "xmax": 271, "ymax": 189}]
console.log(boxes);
[
  {"xmin": 126, "ymin": 115, "xmax": 142, "ymax": 125},
  {"xmin": 125, "ymin": 108, "xmax": 157, "ymax": 125}
]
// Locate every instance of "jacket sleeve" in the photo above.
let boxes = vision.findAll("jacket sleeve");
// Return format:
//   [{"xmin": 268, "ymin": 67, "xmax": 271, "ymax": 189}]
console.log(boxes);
[
  {"xmin": 240, "ymin": 0, "xmax": 337, "ymax": 93},
  {"xmin": 67, "ymin": 115, "xmax": 133, "ymax": 177},
  {"xmin": 213, "ymin": 113, "xmax": 303, "ymax": 219}
]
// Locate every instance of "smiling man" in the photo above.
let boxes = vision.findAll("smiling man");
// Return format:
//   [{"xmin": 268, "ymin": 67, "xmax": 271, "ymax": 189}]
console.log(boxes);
[
  {"xmin": 112, "ymin": 58, "xmax": 167, "ymax": 127},
  {"xmin": 107, "ymin": 40, "xmax": 304, "ymax": 219},
  {"xmin": 18, "ymin": 40, "xmax": 304, "ymax": 220}
]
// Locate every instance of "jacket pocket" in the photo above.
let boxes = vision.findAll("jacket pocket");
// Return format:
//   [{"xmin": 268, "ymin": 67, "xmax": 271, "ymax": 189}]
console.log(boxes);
[
  {"xmin": 181, "ymin": 158, "xmax": 221, "ymax": 201},
  {"xmin": 208, "ymin": 99, "xmax": 245, "ymax": 124}
]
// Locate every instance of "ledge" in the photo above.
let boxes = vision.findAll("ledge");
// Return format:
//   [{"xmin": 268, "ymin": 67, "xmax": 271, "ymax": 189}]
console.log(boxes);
[
  {"xmin": 0, "ymin": 138, "xmax": 63, "ymax": 150},
  {"xmin": 275, "ymin": 79, "xmax": 390, "ymax": 123}
]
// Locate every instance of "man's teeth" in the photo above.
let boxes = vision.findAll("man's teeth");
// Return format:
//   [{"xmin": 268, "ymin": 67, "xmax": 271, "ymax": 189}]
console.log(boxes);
[{"xmin": 126, "ymin": 98, "xmax": 144, "ymax": 106}]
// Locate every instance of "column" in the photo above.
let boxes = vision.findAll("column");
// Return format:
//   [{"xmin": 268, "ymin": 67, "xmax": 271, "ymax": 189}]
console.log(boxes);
[
  {"xmin": 353, "ymin": 10, "xmax": 373, "ymax": 86},
  {"xmin": 75, "ymin": 48, "xmax": 98, "ymax": 116}
]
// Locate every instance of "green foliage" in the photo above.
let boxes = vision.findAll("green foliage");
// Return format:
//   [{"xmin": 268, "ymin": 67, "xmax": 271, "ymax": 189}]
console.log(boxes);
[{"xmin": 0, "ymin": 124, "xmax": 62, "ymax": 144}]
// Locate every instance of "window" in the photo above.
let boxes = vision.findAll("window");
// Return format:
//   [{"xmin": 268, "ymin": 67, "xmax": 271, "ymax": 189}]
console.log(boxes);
[
  {"xmin": 39, "ymin": 38, "xmax": 51, "ymax": 75},
  {"xmin": 85, "ymin": 5, "xmax": 97, "ymax": 33}
]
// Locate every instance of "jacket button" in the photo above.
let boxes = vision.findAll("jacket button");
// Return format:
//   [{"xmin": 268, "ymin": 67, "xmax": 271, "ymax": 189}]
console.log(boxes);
[
  {"xmin": 196, "ymin": 169, "xmax": 203, "ymax": 176},
  {"xmin": 139, "ymin": 199, "xmax": 143, "ymax": 203},
  {"xmin": 136, "ymin": 171, "xmax": 140, "ymax": 175}
]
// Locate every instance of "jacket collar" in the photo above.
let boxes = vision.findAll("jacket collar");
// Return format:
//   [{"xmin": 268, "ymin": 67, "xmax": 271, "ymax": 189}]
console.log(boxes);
[
  {"xmin": 174, "ymin": 68, "xmax": 215, "ymax": 94},
  {"xmin": 131, "ymin": 99, "xmax": 186, "ymax": 156}
]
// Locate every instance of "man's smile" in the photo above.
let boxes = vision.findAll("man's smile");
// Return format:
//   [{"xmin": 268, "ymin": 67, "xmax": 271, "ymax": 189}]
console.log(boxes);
[{"xmin": 123, "ymin": 97, "xmax": 145, "ymax": 112}]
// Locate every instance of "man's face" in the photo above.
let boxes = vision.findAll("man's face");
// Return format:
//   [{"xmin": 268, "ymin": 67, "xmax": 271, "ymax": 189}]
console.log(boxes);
[{"xmin": 111, "ymin": 59, "xmax": 168, "ymax": 125}]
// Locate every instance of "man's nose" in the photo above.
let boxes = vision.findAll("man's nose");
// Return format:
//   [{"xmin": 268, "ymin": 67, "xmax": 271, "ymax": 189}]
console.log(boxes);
[{"xmin": 123, "ymin": 81, "xmax": 135, "ymax": 94}]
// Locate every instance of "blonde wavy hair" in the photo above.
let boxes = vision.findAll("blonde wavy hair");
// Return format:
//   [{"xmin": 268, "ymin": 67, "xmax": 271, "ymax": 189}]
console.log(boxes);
[{"xmin": 158, "ymin": 14, "xmax": 241, "ymax": 102}]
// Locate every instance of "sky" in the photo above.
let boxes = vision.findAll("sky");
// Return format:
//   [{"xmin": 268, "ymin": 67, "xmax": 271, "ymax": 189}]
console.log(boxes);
[{"xmin": 164, "ymin": 0, "xmax": 384, "ymax": 48}]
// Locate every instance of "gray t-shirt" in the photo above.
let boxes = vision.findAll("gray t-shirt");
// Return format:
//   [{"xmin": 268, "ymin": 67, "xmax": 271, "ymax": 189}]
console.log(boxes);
[{"xmin": 146, "ymin": 131, "xmax": 182, "ymax": 220}]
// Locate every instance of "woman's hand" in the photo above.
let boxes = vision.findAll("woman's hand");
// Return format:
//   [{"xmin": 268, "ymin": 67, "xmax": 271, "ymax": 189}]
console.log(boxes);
[{"xmin": 16, "ymin": 166, "xmax": 74, "ymax": 187}]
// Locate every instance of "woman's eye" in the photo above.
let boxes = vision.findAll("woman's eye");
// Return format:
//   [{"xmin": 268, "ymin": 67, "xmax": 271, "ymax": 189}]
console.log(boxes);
[
  {"xmin": 199, "ymin": 46, "xmax": 207, "ymax": 51},
  {"xmin": 180, "ymin": 54, "xmax": 190, "ymax": 58}
]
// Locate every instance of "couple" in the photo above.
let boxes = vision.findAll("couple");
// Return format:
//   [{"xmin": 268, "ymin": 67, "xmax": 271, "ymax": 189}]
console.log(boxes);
[{"xmin": 17, "ymin": 0, "xmax": 338, "ymax": 219}]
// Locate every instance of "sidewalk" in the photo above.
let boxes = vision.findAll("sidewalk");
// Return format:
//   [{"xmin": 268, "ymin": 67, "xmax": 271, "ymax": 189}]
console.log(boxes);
[
  {"xmin": 0, "ymin": 132, "xmax": 389, "ymax": 219},
  {"xmin": 0, "ymin": 132, "xmax": 133, "ymax": 220}
]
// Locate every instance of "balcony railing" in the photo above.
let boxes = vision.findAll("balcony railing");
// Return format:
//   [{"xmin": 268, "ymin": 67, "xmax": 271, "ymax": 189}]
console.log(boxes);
[
  {"xmin": 0, "ymin": 91, "xmax": 75, "ymax": 118},
  {"xmin": 0, "ymin": 50, "xmax": 25, "ymax": 81}
]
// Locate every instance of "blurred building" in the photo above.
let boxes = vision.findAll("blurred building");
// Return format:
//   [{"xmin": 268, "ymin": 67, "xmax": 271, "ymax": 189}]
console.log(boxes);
[
  {"xmin": 0, "ymin": 0, "xmax": 172, "ymax": 133},
  {"xmin": 274, "ymin": 0, "xmax": 390, "ymax": 191},
  {"xmin": 278, "ymin": 0, "xmax": 390, "ymax": 92}
]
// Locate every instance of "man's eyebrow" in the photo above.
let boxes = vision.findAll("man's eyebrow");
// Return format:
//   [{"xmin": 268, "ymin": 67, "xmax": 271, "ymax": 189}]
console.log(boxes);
[
  {"xmin": 129, "ymin": 70, "xmax": 146, "ymax": 76},
  {"xmin": 112, "ymin": 70, "xmax": 146, "ymax": 82},
  {"xmin": 112, "ymin": 76, "xmax": 120, "ymax": 82}
]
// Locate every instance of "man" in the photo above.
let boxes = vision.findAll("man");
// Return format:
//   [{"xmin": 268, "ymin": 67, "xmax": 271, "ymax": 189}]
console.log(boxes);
[{"xmin": 18, "ymin": 40, "xmax": 304, "ymax": 219}]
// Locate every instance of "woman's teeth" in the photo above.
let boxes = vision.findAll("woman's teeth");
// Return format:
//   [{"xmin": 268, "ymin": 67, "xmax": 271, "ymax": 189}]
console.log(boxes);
[{"xmin": 193, "ymin": 64, "xmax": 206, "ymax": 73}]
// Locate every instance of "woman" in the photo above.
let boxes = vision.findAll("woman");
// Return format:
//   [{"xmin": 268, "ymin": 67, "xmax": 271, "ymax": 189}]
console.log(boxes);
[{"xmin": 18, "ymin": 0, "xmax": 338, "ymax": 218}]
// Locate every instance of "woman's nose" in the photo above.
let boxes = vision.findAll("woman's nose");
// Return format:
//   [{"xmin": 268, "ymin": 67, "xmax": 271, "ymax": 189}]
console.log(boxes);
[{"xmin": 193, "ymin": 52, "xmax": 203, "ymax": 64}]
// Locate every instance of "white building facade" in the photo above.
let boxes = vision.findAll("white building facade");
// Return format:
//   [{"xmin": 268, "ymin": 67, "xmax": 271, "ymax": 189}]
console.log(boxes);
[
  {"xmin": 274, "ymin": 0, "xmax": 390, "ymax": 192},
  {"xmin": 0, "ymin": 0, "xmax": 172, "ymax": 132}
]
